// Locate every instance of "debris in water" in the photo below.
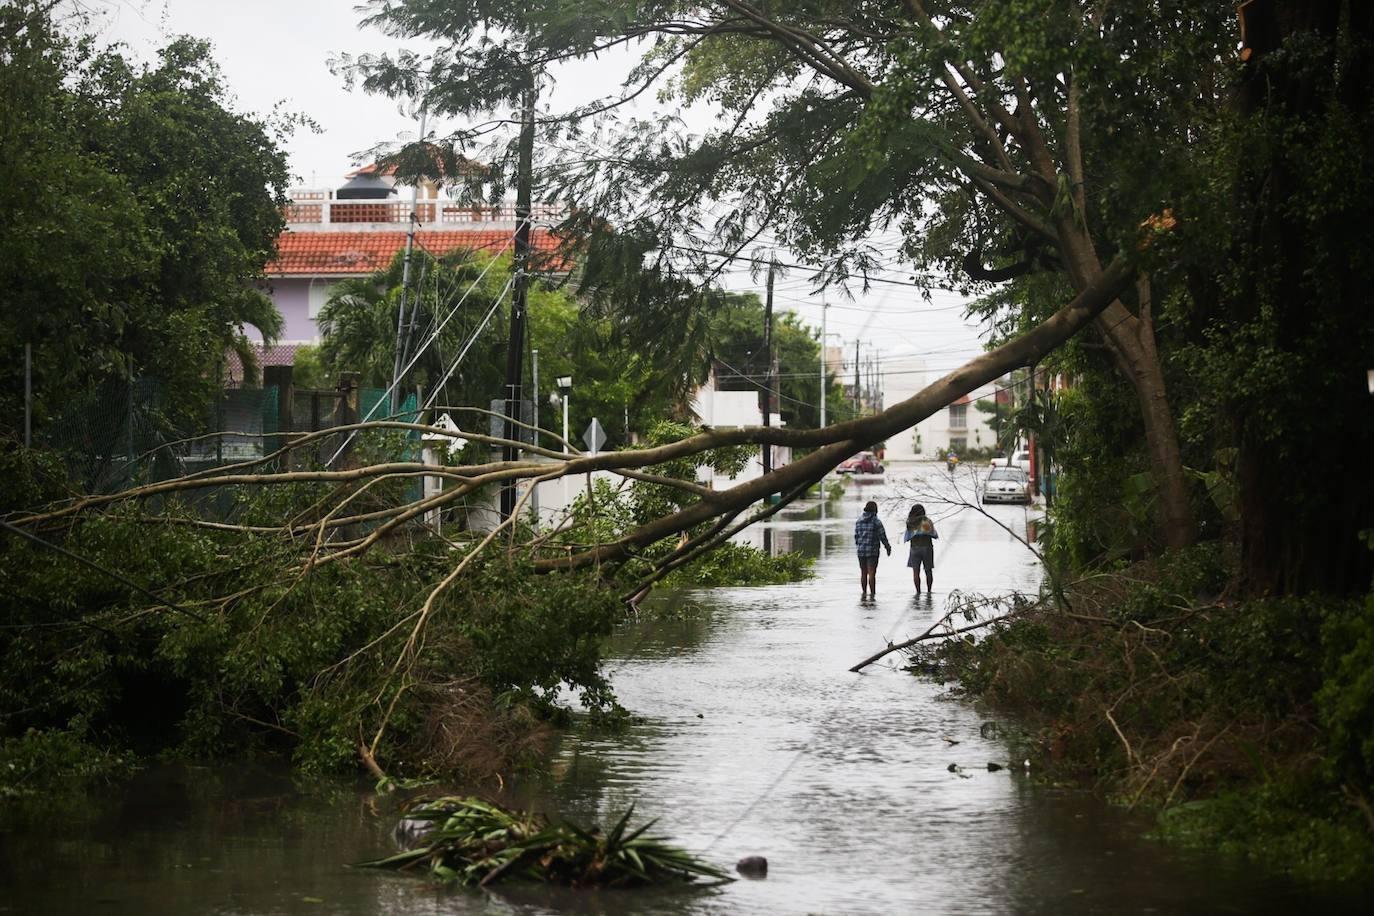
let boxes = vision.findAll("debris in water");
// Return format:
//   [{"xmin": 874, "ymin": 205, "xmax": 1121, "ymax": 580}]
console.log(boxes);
[
  {"xmin": 987, "ymin": 762, "xmax": 1004, "ymax": 772},
  {"xmin": 356, "ymin": 797, "xmax": 731, "ymax": 888},
  {"xmin": 736, "ymin": 855, "xmax": 768, "ymax": 878},
  {"xmin": 942, "ymin": 735, "xmax": 960, "ymax": 745}
]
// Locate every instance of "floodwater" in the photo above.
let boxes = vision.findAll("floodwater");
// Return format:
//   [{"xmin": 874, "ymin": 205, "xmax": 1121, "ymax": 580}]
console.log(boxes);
[{"xmin": 0, "ymin": 461, "xmax": 1367, "ymax": 914}]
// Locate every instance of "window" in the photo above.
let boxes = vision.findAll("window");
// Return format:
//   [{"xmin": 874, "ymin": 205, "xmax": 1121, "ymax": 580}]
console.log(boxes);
[
  {"xmin": 948, "ymin": 403, "xmax": 967, "ymax": 429},
  {"xmin": 307, "ymin": 281, "xmax": 338, "ymax": 319},
  {"xmin": 950, "ymin": 437, "xmax": 967, "ymax": 453}
]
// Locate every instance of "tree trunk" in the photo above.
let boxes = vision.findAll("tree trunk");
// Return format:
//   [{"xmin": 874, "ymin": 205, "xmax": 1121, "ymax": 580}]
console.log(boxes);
[
  {"xmin": 1054, "ymin": 219, "xmax": 1198, "ymax": 550},
  {"xmin": 1093, "ymin": 302, "xmax": 1197, "ymax": 550}
]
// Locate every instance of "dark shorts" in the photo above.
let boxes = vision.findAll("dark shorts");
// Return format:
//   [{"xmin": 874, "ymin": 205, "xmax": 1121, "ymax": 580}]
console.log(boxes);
[
  {"xmin": 907, "ymin": 546, "xmax": 934, "ymax": 573},
  {"xmin": 857, "ymin": 554, "xmax": 880, "ymax": 569}
]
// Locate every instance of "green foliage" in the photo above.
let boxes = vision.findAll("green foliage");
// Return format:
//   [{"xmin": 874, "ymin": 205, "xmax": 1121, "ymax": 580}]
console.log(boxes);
[
  {"xmin": 706, "ymin": 291, "xmax": 850, "ymax": 430},
  {"xmin": 0, "ymin": 727, "xmax": 135, "ymax": 798},
  {"xmin": 923, "ymin": 543, "xmax": 1374, "ymax": 879},
  {"xmin": 0, "ymin": 2, "xmax": 293, "ymax": 437},
  {"xmin": 356, "ymin": 796, "xmax": 731, "ymax": 887},
  {"xmin": 0, "ymin": 483, "xmax": 627, "ymax": 783},
  {"xmin": 561, "ymin": 420, "xmax": 813, "ymax": 589},
  {"xmin": 1317, "ymin": 593, "xmax": 1374, "ymax": 802},
  {"xmin": 317, "ymin": 251, "xmax": 683, "ymax": 448},
  {"xmin": 1158, "ymin": 777, "xmax": 1374, "ymax": 883},
  {"xmin": 661, "ymin": 541, "xmax": 813, "ymax": 589}
]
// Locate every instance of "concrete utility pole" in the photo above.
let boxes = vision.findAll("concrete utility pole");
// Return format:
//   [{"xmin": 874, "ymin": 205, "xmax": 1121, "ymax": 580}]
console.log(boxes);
[
  {"xmin": 391, "ymin": 107, "xmax": 427, "ymax": 414},
  {"xmin": 762, "ymin": 259, "xmax": 775, "ymax": 477},
  {"xmin": 500, "ymin": 83, "xmax": 536, "ymax": 521}
]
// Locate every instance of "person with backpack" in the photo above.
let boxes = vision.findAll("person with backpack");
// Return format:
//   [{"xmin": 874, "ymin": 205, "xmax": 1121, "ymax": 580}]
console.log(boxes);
[
  {"xmin": 853, "ymin": 500, "xmax": 891, "ymax": 600},
  {"xmin": 904, "ymin": 503, "xmax": 939, "ymax": 595}
]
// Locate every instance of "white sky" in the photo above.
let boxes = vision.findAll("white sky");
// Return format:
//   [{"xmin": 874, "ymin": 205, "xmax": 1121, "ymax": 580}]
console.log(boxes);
[{"xmin": 89, "ymin": 0, "xmax": 991, "ymax": 397}]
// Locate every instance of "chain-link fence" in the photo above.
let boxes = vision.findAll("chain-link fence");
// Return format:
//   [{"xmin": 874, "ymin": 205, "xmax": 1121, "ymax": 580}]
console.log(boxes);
[{"xmin": 38, "ymin": 379, "xmax": 418, "ymax": 496}]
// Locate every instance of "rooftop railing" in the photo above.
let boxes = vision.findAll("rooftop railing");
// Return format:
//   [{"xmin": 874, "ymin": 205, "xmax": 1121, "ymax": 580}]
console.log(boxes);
[{"xmin": 284, "ymin": 192, "xmax": 565, "ymax": 229}]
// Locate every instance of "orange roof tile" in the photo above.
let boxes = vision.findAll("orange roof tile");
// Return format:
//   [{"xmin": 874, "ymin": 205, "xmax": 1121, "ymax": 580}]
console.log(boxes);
[{"xmin": 266, "ymin": 230, "xmax": 565, "ymax": 276}]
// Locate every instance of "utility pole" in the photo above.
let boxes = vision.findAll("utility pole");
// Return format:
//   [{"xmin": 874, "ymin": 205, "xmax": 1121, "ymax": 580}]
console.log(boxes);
[
  {"xmin": 391, "ymin": 107, "xmax": 427, "ymax": 415},
  {"xmin": 762, "ymin": 259, "xmax": 775, "ymax": 477},
  {"xmin": 819, "ymin": 300, "xmax": 828, "ymax": 429},
  {"xmin": 530, "ymin": 347, "xmax": 540, "ymax": 528},
  {"xmin": 853, "ymin": 339, "xmax": 861, "ymax": 417},
  {"xmin": 763, "ymin": 258, "xmax": 777, "ymax": 548},
  {"xmin": 500, "ymin": 83, "xmax": 536, "ymax": 521}
]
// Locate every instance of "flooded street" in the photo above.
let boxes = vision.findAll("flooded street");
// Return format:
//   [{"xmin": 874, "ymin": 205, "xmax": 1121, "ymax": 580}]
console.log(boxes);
[{"xmin": 0, "ymin": 462, "xmax": 1366, "ymax": 914}]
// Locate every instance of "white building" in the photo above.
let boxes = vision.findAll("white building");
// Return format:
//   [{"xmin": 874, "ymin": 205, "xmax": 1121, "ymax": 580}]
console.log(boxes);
[
  {"xmin": 690, "ymin": 372, "xmax": 790, "ymax": 487},
  {"xmin": 882, "ymin": 359, "xmax": 1002, "ymax": 458}
]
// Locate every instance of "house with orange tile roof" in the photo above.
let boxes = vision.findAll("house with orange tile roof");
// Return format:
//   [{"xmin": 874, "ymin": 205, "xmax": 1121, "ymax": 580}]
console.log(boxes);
[{"xmin": 258, "ymin": 169, "xmax": 566, "ymax": 347}]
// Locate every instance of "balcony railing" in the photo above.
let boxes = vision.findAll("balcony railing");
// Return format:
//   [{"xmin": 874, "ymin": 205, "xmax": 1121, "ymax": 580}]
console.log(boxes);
[{"xmin": 284, "ymin": 194, "xmax": 565, "ymax": 229}]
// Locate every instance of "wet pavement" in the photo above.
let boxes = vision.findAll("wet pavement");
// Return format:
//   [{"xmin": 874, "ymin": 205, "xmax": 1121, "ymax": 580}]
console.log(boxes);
[{"xmin": 0, "ymin": 461, "xmax": 1368, "ymax": 914}]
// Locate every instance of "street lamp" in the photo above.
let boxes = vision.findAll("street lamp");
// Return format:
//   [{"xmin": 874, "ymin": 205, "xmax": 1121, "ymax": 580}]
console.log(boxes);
[{"xmin": 555, "ymin": 376, "xmax": 573, "ymax": 453}]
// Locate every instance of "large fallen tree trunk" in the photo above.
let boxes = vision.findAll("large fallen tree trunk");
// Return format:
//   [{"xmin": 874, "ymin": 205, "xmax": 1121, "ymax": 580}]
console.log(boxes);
[
  {"xmin": 535, "ymin": 255, "xmax": 1134, "ymax": 573},
  {"xmin": 9, "ymin": 257, "xmax": 1133, "ymax": 574}
]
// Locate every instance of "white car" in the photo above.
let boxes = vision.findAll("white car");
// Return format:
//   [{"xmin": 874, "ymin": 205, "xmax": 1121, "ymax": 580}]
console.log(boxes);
[
  {"xmin": 990, "ymin": 450, "xmax": 1032, "ymax": 472},
  {"xmin": 982, "ymin": 468, "xmax": 1030, "ymax": 504}
]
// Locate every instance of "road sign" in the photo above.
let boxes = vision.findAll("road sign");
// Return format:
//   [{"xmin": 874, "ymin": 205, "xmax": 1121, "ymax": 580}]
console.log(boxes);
[
  {"xmin": 583, "ymin": 417, "xmax": 607, "ymax": 453},
  {"xmin": 421, "ymin": 411, "xmax": 467, "ymax": 456}
]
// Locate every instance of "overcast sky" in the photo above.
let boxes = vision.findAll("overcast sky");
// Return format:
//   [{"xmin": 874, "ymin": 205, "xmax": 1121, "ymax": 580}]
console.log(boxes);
[{"xmin": 90, "ymin": 0, "xmax": 989, "ymax": 392}]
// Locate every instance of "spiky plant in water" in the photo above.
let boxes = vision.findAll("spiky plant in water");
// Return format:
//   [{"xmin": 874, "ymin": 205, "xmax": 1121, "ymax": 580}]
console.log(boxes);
[{"xmin": 355, "ymin": 796, "xmax": 732, "ymax": 888}]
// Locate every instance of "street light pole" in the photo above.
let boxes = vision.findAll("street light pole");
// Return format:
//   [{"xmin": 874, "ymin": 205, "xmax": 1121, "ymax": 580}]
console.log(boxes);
[
  {"xmin": 555, "ymin": 376, "xmax": 572, "ymax": 454},
  {"xmin": 555, "ymin": 375, "xmax": 572, "ymax": 516}
]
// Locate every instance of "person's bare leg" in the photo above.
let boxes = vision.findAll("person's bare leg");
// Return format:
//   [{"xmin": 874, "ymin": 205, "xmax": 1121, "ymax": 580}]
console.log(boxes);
[{"xmin": 913, "ymin": 568, "xmax": 921, "ymax": 594}]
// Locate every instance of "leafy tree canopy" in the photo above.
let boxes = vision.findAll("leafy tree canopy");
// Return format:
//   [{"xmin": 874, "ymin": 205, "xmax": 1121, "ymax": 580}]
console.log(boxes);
[
  {"xmin": 315, "ymin": 250, "xmax": 697, "ymax": 448},
  {"xmin": 0, "ymin": 1, "xmax": 293, "ymax": 437}
]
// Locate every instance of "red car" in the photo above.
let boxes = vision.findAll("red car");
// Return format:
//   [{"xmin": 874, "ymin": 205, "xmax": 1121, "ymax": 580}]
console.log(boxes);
[{"xmin": 837, "ymin": 451, "xmax": 884, "ymax": 475}]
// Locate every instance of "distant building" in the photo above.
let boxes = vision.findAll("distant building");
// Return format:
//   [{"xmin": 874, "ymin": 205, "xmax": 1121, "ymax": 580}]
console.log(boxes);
[
  {"xmin": 256, "ymin": 165, "xmax": 566, "ymax": 347},
  {"xmin": 690, "ymin": 368, "xmax": 790, "ymax": 486},
  {"xmin": 911, "ymin": 389, "xmax": 999, "ymax": 456},
  {"xmin": 881, "ymin": 358, "xmax": 1007, "ymax": 458}
]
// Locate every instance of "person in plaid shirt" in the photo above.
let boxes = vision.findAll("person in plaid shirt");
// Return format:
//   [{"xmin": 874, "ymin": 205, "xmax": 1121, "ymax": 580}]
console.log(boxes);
[{"xmin": 853, "ymin": 500, "xmax": 892, "ymax": 599}]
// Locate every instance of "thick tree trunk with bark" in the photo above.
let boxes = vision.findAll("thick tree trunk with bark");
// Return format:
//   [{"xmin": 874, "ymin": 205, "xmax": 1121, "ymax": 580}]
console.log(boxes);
[
  {"xmin": 1093, "ymin": 302, "xmax": 1197, "ymax": 550},
  {"xmin": 1055, "ymin": 216, "xmax": 1197, "ymax": 550}
]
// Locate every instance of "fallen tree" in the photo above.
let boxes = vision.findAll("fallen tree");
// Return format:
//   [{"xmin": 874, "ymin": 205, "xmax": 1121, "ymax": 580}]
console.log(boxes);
[{"xmin": 1, "ymin": 256, "xmax": 1133, "ymax": 778}]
